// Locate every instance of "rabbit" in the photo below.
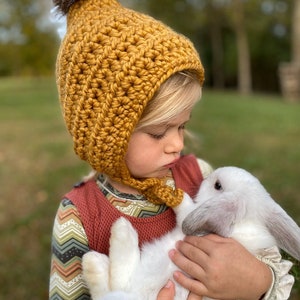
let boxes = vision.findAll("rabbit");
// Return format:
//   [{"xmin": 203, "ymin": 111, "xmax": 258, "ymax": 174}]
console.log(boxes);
[{"xmin": 82, "ymin": 166, "xmax": 300, "ymax": 300}]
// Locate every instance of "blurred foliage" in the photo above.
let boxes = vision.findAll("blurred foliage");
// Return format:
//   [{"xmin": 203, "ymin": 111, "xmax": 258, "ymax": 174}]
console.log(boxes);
[
  {"xmin": 0, "ymin": 0, "xmax": 59, "ymax": 76},
  {"xmin": 0, "ymin": 0, "xmax": 296, "ymax": 92},
  {"xmin": 131, "ymin": 0, "xmax": 292, "ymax": 92}
]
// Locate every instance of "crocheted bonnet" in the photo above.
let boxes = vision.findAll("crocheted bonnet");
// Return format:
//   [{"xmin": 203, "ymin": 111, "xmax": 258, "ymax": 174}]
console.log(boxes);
[{"xmin": 54, "ymin": 0, "xmax": 204, "ymax": 207}]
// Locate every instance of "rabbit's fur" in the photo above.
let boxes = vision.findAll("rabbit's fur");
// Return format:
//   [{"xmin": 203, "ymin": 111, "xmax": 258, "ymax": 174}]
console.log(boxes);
[{"xmin": 82, "ymin": 166, "xmax": 300, "ymax": 300}]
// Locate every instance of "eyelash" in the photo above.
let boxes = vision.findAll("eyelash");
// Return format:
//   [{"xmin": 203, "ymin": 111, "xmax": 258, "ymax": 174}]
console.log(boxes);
[
  {"xmin": 149, "ymin": 133, "xmax": 165, "ymax": 140},
  {"xmin": 149, "ymin": 124, "xmax": 186, "ymax": 140}
]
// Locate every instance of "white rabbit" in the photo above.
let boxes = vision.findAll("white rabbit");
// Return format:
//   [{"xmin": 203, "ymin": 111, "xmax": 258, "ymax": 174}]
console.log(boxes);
[{"xmin": 82, "ymin": 166, "xmax": 300, "ymax": 300}]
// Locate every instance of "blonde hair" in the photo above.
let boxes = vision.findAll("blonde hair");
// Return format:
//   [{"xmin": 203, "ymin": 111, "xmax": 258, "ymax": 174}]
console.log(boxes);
[{"xmin": 135, "ymin": 71, "xmax": 202, "ymax": 131}]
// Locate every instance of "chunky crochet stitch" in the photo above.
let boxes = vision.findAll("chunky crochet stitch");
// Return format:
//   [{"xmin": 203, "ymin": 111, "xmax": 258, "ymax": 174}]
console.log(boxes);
[{"xmin": 54, "ymin": 0, "xmax": 204, "ymax": 207}]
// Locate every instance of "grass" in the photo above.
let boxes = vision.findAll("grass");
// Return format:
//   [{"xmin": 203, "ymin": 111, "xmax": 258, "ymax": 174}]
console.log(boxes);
[
  {"xmin": 0, "ymin": 77, "xmax": 299, "ymax": 299},
  {"xmin": 0, "ymin": 77, "xmax": 89, "ymax": 299}
]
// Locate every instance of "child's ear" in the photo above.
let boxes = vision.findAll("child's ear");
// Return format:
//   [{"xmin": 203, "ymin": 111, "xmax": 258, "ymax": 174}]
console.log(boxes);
[
  {"xmin": 265, "ymin": 204, "xmax": 300, "ymax": 261},
  {"xmin": 182, "ymin": 195, "xmax": 238, "ymax": 237}
]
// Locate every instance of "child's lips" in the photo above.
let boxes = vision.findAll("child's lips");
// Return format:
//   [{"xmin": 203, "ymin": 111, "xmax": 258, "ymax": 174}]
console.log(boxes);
[{"xmin": 164, "ymin": 159, "xmax": 179, "ymax": 168}]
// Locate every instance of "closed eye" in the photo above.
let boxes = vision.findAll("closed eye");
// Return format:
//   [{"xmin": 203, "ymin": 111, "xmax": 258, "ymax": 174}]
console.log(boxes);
[{"xmin": 149, "ymin": 132, "xmax": 165, "ymax": 140}]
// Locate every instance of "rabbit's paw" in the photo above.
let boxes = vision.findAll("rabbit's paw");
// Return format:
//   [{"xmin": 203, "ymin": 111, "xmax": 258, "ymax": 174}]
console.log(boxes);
[
  {"xmin": 82, "ymin": 251, "xmax": 110, "ymax": 299},
  {"xmin": 109, "ymin": 217, "xmax": 140, "ymax": 290}
]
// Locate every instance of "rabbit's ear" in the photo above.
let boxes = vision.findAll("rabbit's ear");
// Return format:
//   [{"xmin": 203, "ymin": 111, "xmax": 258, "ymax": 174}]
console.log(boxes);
[
  {"xmin": 182, "ymin": 196, "xmax": 239, "ymax": 237},
  {"xmin": 265, "ymin": 203, "xmax": 300, "ymax": 261}
]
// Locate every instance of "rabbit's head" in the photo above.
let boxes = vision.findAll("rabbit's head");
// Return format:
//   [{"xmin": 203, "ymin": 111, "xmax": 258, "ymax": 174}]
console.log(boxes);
[{"xmin": 182, "ymin": 167, "xmax": 300, "ymax": 261}]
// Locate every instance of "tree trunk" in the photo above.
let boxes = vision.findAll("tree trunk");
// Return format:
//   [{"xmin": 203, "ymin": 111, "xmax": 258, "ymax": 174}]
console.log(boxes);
[
  {"xmin": 207, "ymin": 3, "xmax": 225, "ymax": 90},
  {"xmin": 279, "ymin": 0, "xmax": 300, "ymax": 102},
  {"xmin": 231, "ymin": 0, "xmax": 252, "ymax": 95},
  {"xmin": 292, "ymin": 0, "xmax": 300, "ymax": 63}
]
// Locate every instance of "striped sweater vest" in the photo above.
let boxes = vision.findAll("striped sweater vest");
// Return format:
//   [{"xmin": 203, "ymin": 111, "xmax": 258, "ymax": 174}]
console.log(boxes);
[{"xmin": 65, "ymin": 154, "xmax": 203, "ymax": 255}]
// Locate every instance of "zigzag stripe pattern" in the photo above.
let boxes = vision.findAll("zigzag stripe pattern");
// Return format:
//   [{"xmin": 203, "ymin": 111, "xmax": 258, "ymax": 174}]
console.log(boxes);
[
  {"xmin": 49, "ymin": 179, "xmax": 173, "ymax": 299},
  {"xmin": 98, "ymin": 175, "xmax": 171, "ymax": 217},
  {"xmin": 50, "ymin": 273, "xmax": 90, "ymax": 299},
  {"xmin": 109, "ymin": 197, "xmax": 168, "ymax": 217},
  {"xmin": 50, "ymin": 199, "xmax": 91, "ymax": 299}
]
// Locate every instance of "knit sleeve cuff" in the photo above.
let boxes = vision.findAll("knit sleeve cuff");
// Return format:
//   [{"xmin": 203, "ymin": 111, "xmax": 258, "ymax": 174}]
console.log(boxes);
[{"xmin": 255, "ymin": 246, "xmax": 294, "ymax": 300}]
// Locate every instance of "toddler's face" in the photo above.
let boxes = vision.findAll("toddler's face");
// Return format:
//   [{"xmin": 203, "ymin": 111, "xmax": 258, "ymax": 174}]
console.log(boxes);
[{"xmin": 125, "ymin": 109, "xmax": 192, "ymax": 179}]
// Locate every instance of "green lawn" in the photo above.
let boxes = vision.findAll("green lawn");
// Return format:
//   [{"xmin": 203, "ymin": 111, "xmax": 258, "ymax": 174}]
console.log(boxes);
[{"xmin": 0, "ymin": 77, "xmax": 299, "ymax": 299}]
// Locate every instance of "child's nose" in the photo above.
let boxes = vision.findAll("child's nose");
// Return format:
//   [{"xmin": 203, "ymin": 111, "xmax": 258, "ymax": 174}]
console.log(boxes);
[{"xmin": 165, "ymin": 131, "xmax": 184, "ymax": 154}]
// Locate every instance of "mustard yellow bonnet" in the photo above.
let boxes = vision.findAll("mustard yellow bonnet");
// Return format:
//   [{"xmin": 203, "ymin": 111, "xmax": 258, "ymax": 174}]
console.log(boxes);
[{"xmin": 54, "ymin": 0, "xmax": 204, "ymax": 206}]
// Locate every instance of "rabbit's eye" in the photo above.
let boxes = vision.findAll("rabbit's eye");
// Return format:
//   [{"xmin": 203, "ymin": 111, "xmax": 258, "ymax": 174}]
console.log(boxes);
[{"xmin": 214, "ymin": 180, "xmax": 222, "ymax": 191}]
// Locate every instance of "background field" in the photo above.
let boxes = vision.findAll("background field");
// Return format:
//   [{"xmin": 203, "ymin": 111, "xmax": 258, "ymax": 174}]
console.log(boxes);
[{"xmin": 0, "ymin": 77, "xmax": 299, "ymax": 299}]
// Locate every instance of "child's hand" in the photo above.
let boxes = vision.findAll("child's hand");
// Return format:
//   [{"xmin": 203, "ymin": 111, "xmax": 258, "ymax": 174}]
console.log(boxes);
[
  {"xmin": 157, "ymin": 280, "xmax": 202, "ymax": 300},
  {"xmin": 169, "ymin": 234, "xmax": 272, "ymax": 300},
  {"xmin": 157, "ymin": 281, "xmax": 175, "ymax": 300}
]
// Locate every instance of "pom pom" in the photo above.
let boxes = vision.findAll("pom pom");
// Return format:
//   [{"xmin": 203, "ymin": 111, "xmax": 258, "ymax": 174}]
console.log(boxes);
[{"xmin": 53, "ymin": 0, "xmax": 79, "ymax": 14}]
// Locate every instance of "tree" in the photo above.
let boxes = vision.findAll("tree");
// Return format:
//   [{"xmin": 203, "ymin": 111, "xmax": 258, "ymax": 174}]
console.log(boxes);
[
  {"xmin": 0, "ymin": 0, "xmax": 59, "ymax": 76},
  {"xmin": 278, "ymin": 0, "xmax": 300, "ymax": 102},
  {"xmin": 292, "ymin": 0, "xmax": 300, "ymax": 63},
  {"xmin": 1, "ymin": 0, "xmax": 293, "ymax": 95},
  {"xmin": 206, "ymin": 2, "xmax": 225, "ymax": 89},
  {"xmin": 229, "ymin": 0, "xmax": 252, "ymax": 94}
]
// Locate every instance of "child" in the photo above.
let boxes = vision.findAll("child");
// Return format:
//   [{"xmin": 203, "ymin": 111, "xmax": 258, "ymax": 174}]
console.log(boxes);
[{"xmin": 49, "ymin": 0, "xmax": 294, "ymax": 299}]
